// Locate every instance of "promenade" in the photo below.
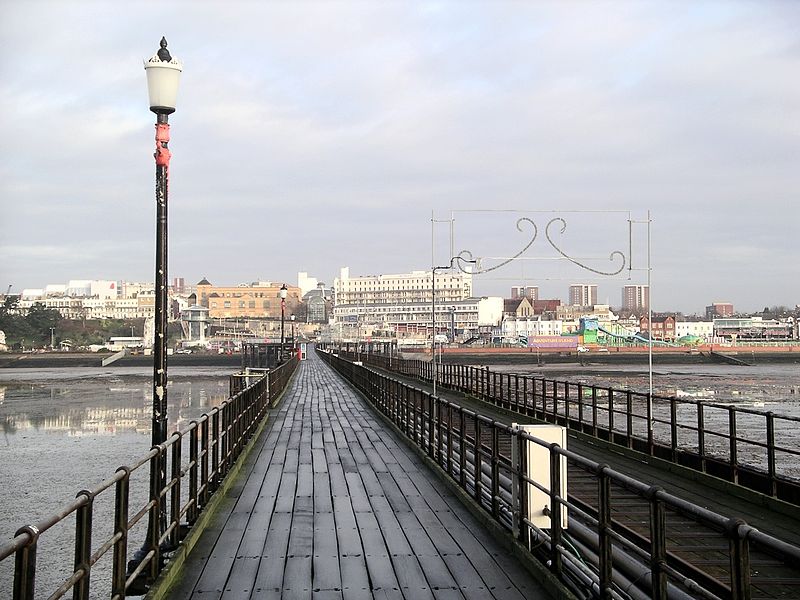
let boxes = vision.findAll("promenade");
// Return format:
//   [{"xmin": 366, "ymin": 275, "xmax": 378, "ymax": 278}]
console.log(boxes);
[{"xmin": 165, "ymin": 352, "xmax": 553, "ymax": 599}]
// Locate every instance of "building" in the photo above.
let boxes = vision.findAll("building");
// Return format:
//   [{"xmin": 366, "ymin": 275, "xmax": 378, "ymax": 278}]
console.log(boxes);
[
  {"xmin": 675, "ymin": 320, "xmax": 714, "ymax": 340},
  {"xmin": 501, "ymin": 316, "xmax": 563, "ymax": 340},
  {"xmin": 706, "ymin": 302, "xmax": 734, "ymax": 319},
  {"xmin": 196, "ymin": 279, "xmax": 302, "ymax": 320},
  {"xmin": 16, "ymin": 280, "xmax": 158, "ymax": 320},
  {"xmin": 569, "ymin": 284, "xmax": 597, "ymax": 307},
  {"xmin": 533, "ymin": 299, "xmax": 561, "ymax": 315},
  {"xmin": 332, "ymin": 296, "xmax": 503, "ymax": 341},
  {"xmin": 330, "ymin": 266, "xmax": 502, "ymax": 341},
  {"xmin": 305, "ymin": 282, "xmax": 333, "ymax": 324},
  {"xmin": 297, "ymin": 272, "xmax": 319, "ymax": 297},
  {"xmin": 503, "ymin": 297, "xmax": 535, "ymax": 319},
  {"xmin": 334, "ymin": 266, "xmax": 472, "ymax": 306},
  {"xmin": 510, "ymin": 286, "xmax": 539, "ymax": 301},
  {"xmin": 713, "ymin": 317, "xmax": 792, "ymax": 340},
  {"xmin": 639, "ymin": 315, "xmax": 677, "ymax": 340},
  {"xmin": 622, "ymin": 285, "xmax": 649, "ymax": 312}
]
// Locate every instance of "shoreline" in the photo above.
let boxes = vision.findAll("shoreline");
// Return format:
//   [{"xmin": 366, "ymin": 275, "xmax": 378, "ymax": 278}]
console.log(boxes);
[
  {"xmin": 1, "ymin": 345, "xmax": 798, "ymax": 370},
  {"xmin": 0, "ymin": 352, "xmax": 242, "ymax": 370}
]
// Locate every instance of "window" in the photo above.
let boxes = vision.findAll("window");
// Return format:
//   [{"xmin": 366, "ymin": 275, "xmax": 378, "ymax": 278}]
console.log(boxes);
[{"xmin": 224, "ymin": 301, "xmax": 231, "ymax": 308}]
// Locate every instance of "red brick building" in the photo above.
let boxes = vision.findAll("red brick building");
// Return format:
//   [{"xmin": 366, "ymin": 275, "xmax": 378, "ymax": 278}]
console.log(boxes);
[{"xmin": 639, "ymin": 315, "xmax": 676, "ymax": 340}]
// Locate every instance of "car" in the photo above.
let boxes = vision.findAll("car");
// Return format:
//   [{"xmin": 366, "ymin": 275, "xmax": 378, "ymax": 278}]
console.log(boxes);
[
  {"xmin": 597, "ymin": 347, "xmax": 609, "ymax": 353},
  {"xmin": 577, "ymin": 346, "xmax": 589, "ymax": 353}
]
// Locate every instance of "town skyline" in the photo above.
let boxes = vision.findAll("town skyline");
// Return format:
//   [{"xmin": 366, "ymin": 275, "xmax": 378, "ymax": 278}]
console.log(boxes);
[
  {"xmin": 2, "ymin": 2, "xmax": 799, "ymax": 314},
  {"xmin": 8, "ymin": 270, "xmax": 794, "ymax": 318}
]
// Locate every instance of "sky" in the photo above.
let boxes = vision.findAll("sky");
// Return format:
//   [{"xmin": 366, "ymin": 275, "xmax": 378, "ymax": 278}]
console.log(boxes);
[{"xmin": 1, "ymin": 0, "xmax": 798, "ymax": 314}]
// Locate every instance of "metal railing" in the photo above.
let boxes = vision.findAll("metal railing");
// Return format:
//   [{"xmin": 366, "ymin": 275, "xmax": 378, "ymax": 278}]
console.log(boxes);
[
  {"xmin": 331, "ymin": 347, "xmax": 800, "ymax": 504},
  {"xmin": 0, "ymin": 356, "xmax": 298, "ymax": 600},
  {"xmin": 319, "ymin": 348, "xmax": 800, "ymax": 600}
]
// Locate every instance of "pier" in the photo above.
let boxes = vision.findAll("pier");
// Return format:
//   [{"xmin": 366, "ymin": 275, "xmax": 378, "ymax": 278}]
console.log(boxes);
[
  {"xmin": 165, "ymin": 353, "xmax": 550, "ymax": 599},
  {"xmin": 2, "ymin": 346, "xmax": 800, "ymax": 599}
]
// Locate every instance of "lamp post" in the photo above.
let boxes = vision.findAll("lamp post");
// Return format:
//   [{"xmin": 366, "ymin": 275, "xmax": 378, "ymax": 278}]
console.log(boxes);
[
  {"xmin": 290, "ymin": 314, "xmax": 296, "ymax": 349},
  {"xmin": 144, "ymin": 36, "xmax": 181, "ymax": 558},
  {"xmin": 431, "ymin": 256, "xmax": 475, "ymax": 396},
  {"xmin": 280, "ymin": 284, "xmax": 288, "ymax": 360}
]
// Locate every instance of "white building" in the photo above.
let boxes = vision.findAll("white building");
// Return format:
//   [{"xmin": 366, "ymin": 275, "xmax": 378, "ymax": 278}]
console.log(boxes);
[
  {"xmin": 334, "ymin": 266, "xmax": 472, "ymax": 307},
  {"xmin": 333, "ymin": 296, "xmax": 503, "ymax": 341},
  {"xmin": 501, "ymin": 317, "xmax": 564, "ymax": 339},
  {"xmin": 675, "ymin": 321, "xmax": 714, "ymax": 340},
  {"xmin": 297, "ymin": 272, "xmax": 319, "ymax": 297}
]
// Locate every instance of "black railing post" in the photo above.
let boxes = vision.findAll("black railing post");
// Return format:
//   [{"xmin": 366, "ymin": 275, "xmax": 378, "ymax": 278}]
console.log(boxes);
[
  {"xmin": 697, "ymin": 404, "xmax": 706, "ymax": 473},
  {"xmin": 148, "ymin": 451, "xmax": 162, "ymax": 580},
  {"xmin": 201, "ymin": 417, "xmax": 210, "ymax": 504},
  {"xmin": 73, "ymin": 490, "xmax": 93, "ymax": 600},
  {"xmin": 211, "ymin": 410, "xmax": 220, "ymax": 491},
  {"xmin": 516, "ymin": 432, "xmax": 528, "ymax": 543},
  {"xmin": 112, "ymin": 468, "xmax": 130, "ymax": 599},
  {"xmin": 597, "ymin": 465, "xmax": 613, "ymax": 599},
  {"xmin": 626, "ymin": 391, "xmax": 633, "ymax": 448},
  {"xmin": 607, "ymin": 388, "xmax": 614, "ymax": 440},
  {"xmin": 170, "ymin": 432, "xmax": 182, "ymax": 548},
  {"xmin": 592, "ymin": 386, "xmax": 598, "ymax": 437},
  {"xmin": 647, "ymin": 392, "xmax": 654, "ymax": 454},
  {"xmin": 428, "ymin": 394, "xmax": 435, "ymax": 459},
  {"xmin": 670, "ymin": 397, "xmax": 678, "ymax": 461},
  {"xmin": 647, "ymin": 486, "xmax": 668, "ymax": 600},
  {"xmin": 475, "ymin": 417, "xmax": 483, "ymax": 505},
  {"xmin": 13, "ymin": 525, "xmax": 38, "ymax": 600},
  {"xmin": 491, "ymin": 426, "xmax": 500, "ymax": 518},
  {"xmin": 549, "ymin": 444, "xmax": 563, "ymax": 576},
  {"xmin": 766, "ymin": 412, "xmax": 777, "ymax": 496},
  {"xmin": 729, "ymin": 407, "xmax": 739, "ymax": 484},
  {"xmin": 726, "ymin": 518, "xmax": 752, "ymax": 600},
  {"xmin": 459, "ymin": 408, "xmax": 467, "ymax": 488},
  {"xmin": 577, "ymin": 382, "xmax": 584, "ymax": 431}
]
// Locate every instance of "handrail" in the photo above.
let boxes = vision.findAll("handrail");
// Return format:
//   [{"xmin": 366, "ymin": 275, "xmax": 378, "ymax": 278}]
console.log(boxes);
[
  {"xmin": 328, "ymin": 345, "xmax": 800, "ymax": 504},
  {"xmin": 318, "ymin": 347, "xmax": 800, "ymax": 600},
  {"xmin": 0, "ymin": 355, "xmax": 299, "ymax": 599}
]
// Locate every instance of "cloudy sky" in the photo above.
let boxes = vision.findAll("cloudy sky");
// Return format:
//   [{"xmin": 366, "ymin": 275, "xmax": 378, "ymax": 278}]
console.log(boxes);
[{"xmin": 1, "ymin": 0, "xmax": 798, "ymax": 314}]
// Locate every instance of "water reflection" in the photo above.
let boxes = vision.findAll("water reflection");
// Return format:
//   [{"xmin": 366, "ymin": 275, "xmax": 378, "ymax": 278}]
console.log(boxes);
[{"xmin": 0, "ymin": 375, "xmax": 230, "ymax": 437}]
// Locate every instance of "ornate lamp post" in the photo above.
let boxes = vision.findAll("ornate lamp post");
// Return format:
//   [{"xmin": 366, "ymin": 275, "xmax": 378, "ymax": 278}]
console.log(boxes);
[
  {"xmin": 144, "ymin": 36, "xmax": 181, "ymax": 555},
  {"xmin": 290, "ymin": 314, "xmax": 296, "ymax": 349},
  {"xmin": 279, "ymin": 284, "xmax": 288, "ymax": 359}
]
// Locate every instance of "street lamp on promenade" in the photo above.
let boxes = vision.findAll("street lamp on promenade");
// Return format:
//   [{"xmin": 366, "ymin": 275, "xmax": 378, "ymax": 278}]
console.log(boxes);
[
  {"xmin": 290, "ymin": 314, "xmax": 296, "ymax": 349},
  {"xmin": 431, "ymin": 256, "xmax": 475, "ymax": 396},
  {"xmin": 280, "ymin": 284, "xmax": 288, "ymax": 359},
  {"xmin": 144, "ymin": 36, "xmax": 181, "ymax": 557}
]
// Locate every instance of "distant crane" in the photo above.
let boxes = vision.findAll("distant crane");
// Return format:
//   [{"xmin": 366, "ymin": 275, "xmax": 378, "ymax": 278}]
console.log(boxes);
[{"xmin": 5, "ymin": 285, "xmax": 11, "ymax": 296}]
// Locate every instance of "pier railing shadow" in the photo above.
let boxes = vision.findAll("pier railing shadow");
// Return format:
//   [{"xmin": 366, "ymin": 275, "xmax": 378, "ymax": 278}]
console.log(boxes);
[
  {"xmin": 0, "ymin": 356, "xmax": 298, "ymax": 600},
  {"xmin": 319, "ymin": 347, "xmax": 800, "ymax": 600}
]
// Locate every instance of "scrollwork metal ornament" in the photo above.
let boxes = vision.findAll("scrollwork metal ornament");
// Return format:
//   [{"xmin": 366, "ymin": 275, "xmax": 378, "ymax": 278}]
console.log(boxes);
[
  {"xmin": 453, "ymin": 215, "xmax": 627, "ymax": 276},
  {"xmin": 455, "ymin": 217, "xmax": 538, "ymax": 273},
  {"xmin": 545, "ymin": 217, "xmax": 626, "ymax": 276}
]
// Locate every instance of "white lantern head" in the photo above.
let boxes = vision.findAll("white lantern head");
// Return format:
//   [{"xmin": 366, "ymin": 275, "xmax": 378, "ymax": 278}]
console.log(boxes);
[
  {"xmin": 144, "ymin": 37, "xmax": 182, "ymax": 114},
  {"xmin": 280, "ymin": 284, "xmax": 288, "ymax": 300}
]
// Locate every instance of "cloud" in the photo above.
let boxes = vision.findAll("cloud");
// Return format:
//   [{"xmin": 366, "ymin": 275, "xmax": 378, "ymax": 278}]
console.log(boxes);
[{"xmin": 1, "ymin": 1, "xmax": 799, "ymax": 313}]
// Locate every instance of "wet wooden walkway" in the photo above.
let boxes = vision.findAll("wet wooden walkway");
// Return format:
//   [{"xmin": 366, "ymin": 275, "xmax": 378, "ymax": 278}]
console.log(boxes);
[{"xmin": 166, "ymin": 353, "xmax": 552, "ymax": 599}]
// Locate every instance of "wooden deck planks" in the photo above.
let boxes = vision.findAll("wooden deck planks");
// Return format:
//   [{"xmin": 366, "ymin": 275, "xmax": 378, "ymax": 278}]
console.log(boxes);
[{"xmin": 165, "ymin": 352, "xmax": 552, "ymax": 599}]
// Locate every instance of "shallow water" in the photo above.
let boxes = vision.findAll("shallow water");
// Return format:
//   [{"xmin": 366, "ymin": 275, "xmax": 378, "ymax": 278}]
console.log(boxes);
[
  {"xmin": 1, "ymin": 362, "xmax": 798, "ymax": 596},
  {"xmin": 0, "ymin": 367, "xmax": 233, "ymax": 597}
]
